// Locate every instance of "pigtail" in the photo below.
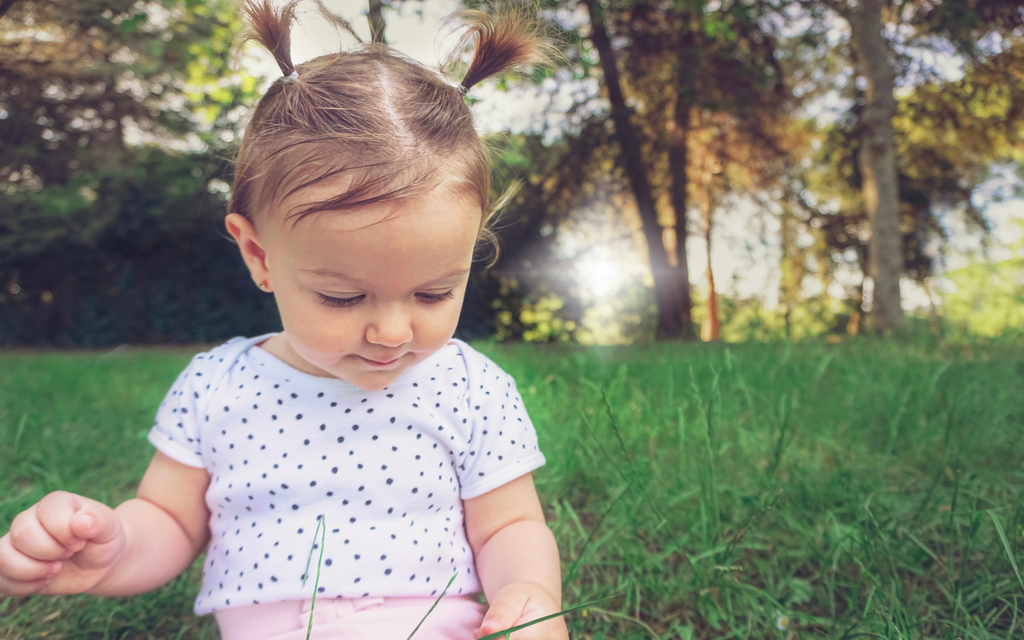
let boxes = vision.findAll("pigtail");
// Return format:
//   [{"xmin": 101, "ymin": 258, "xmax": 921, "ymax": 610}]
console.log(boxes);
[
  {"xmin": 440, "ymin": 5, "xmax": 558, "ymax": 267},
  {"xmin": 241, "ymin": 0, "xmax": 299, "ymax": 77},
  {"xmin": 442, "ymin": 4, "xmax": 559, "ymax": 94}
]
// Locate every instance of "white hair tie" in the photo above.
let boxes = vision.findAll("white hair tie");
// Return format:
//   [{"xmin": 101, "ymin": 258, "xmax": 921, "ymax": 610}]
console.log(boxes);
[{"xmin": 281, "ymin": 70, "xmax": 299, "ymax": 84}]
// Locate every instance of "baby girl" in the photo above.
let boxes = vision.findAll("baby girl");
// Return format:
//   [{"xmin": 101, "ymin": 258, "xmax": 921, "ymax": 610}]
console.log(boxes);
[{"xmin": 0, "ymin": 2, "xmax": 567, "ymax": 638}]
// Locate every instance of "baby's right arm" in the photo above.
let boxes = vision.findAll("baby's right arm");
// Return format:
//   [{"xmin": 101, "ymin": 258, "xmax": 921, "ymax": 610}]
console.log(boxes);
[{"xmin": 0, "ymin": 451, "xmax": 210, "ymax": 597}]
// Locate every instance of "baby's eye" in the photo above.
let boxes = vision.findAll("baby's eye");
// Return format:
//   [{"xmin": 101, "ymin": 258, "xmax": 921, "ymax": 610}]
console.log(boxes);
[
  {"xmin": 417, "ymin": 290, "xmax": 456, "ymax": 304},
  {"xmin": 316, "ymin": 293, "xmax": 364, "ymax": 308}
]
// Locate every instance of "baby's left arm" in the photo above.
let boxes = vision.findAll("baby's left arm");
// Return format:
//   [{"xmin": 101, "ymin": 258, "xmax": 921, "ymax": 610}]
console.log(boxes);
[{"xmin": 465, "ymin": 473, "xmax": 568, "ymax": 640}]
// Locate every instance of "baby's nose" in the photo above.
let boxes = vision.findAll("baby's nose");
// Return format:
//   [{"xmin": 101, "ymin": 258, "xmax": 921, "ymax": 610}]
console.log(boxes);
[{"xmin": 365, "ymin": 315, "xmax": 412, "ymax": 348}]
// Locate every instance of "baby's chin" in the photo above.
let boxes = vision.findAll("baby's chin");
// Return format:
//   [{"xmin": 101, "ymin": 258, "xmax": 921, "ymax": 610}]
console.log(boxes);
[
  {"xmin": 336, "ymin": 359, "xmax": 418, "ymax": 391},
  {"xmin": 346, "ymin": 372, "xmax": 401, "ymax": 392}
]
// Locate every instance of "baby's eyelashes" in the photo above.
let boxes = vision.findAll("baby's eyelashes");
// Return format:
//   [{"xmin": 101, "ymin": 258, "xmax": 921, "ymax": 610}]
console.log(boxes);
[
  {"xmin": 316, "ymin": 293, "xmax": 364, "ymax": 308},
  {"xmin": 314, "ymin": 291, "xmax": 456, "ymax": 308},
  {"xmin": 417, "ymin": 291, "xmax": 456, "ymax": 303}
]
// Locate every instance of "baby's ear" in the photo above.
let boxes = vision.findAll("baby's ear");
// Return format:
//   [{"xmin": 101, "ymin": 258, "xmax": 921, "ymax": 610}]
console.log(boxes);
[
  {"xmin": 224, "ymin": 212, "xmax": 254, "ymax": 245},
  {"xmin": 225, "ymin": 213, "xmax": 270, "ymax": 281}
]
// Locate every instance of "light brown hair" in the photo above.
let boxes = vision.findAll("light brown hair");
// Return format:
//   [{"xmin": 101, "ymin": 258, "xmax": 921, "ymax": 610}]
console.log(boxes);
[{"xmin": 233, "ymin": 0, "xmax": 556, "ymax": 264}]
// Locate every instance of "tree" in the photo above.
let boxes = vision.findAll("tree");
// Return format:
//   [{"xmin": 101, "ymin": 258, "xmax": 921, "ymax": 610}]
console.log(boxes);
[
  {"xmin": 574, "ymin": 0, "xmax": 791, "ymax": 340},
  {"xmin": 580, "ymin": 0, "xmax": 689, "ymax": 339},
  {"xmin": 792, "ymin": 0, "xmax": 1024, "ymax": 333},
  {"xmin": 0, "ymin": 0, "xmax": 255, "ymax": 259},
  {"xmin": 783, "ymin": 33, "xmax": 1024, "ymax": 335},
  {"xmin": 0, "ymin": 0, "xmax": 268, "ymax": 345},
  {"xmin": 368, "ymin": 0, "xmax": 388, "ymax": 44},
  {"xmin": 846, "ymin": 0, "xmax": 903, "ymax": 333}
]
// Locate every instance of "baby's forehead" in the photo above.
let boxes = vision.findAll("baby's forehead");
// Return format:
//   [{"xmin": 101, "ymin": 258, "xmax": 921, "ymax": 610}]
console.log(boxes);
[
  {"xmin": 281, "ymin": 193, "xmax": 480, "ymax": 236},
  {"xmin": 269, "ymin": 191, "xmax": 481, "ymax": 276},
  {"xmin": 270, "ymin": 174, "xmax": 481, "ymax": 229}
]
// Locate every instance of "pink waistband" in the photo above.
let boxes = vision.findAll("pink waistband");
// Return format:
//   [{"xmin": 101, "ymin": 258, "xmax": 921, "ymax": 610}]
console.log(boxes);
[{"xmin": 215, "ymin": 593, "xmax": 483, "ymax": 640}]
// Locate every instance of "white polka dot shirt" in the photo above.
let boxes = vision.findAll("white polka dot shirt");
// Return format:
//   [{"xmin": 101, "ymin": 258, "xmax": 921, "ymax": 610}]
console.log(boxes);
[{"xmin": 147, "ymin": 333, "xmax": 546, "ymax": 615}]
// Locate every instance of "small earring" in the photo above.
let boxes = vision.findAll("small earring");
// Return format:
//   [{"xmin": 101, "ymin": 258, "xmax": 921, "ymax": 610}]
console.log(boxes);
[{"xmin": 258, "ymin": 280, "xmax": 268, "ymax": 290}]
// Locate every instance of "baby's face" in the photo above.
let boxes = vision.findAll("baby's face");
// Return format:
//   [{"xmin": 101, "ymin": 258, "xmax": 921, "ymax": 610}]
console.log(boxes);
[{"xmin": 243, "ymin": 183, "xmax": 481, "ymax": 391}]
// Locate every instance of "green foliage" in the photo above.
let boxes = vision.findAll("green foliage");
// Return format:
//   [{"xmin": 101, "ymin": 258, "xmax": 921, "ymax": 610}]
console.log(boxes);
[
  {"xmin": 0, "ymin": 0, "xmax": 287, "ymax": 346},
  {"xmin": 2, "ymin": 340, "xmax": 1022, "ymax": 638},
  {"xmin": 496, "ymin": 292, "xmax": 578, "ymax": 342},
  {"xmin": 942, "ymin": 256, "xmax": 1024, "ymax": 338},
  {"xmin": 0, "ymin": 145, "xmax": 285, "ymax": 346},
  {"xmin": 0, "ymin": 0, "xmax": 261, "ymax": 266},
  {"xmin": 788, "ymin": 32, "xmax": 1024, "ymax": 312},
  {"xmin": 692, "ymin": 291, "xmax": 853, "ymax": 342}
]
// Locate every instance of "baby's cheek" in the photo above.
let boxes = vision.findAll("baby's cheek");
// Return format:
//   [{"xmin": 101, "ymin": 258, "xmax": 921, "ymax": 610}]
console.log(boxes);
[
  {"xmin": 421, "ymin": 305, "xmax": 462, "ymax": 346},
  {"xmin": 293, "ymin": 305, "xmax": 353, "ymax": 348}
]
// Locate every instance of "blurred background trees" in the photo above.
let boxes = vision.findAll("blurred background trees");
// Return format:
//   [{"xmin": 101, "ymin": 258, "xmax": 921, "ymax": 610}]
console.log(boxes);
[
  {"xmin": 1, "ymin": 0, "xmax": 1022, "ymax": 346},
  {"xmin": 0, "ymin": 0, "xmax": 279, "ymax": 344}
]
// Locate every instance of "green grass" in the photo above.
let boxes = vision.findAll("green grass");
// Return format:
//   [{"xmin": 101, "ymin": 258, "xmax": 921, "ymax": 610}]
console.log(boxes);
[{"xmin": 1, "ymin": 337, "xmax": 1022, "ymax": 639}]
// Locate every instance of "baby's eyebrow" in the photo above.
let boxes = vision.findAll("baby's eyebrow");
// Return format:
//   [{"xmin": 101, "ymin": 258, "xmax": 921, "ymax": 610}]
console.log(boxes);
[{"xmin": 301, "ymin": 268, "xmax": 469, "ymax": 286}]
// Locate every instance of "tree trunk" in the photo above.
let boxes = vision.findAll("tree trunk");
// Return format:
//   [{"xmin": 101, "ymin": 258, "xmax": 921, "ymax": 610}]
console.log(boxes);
[
  {"xmin": 779, "ymin": 202, "xmax": 800, "ymax": 340},
  {"xmin": 666, "ymin": 25, "xmax": 697, "ymax": 341},
  {"xmin": 849, "ymin": 0, "xmax": 903, "ymax": 334},
  {"xmin": 367, "ymin": 0, "xmax": 387, "ymax": 45},
  {"xmin": 583, "ymin": 0, "xmax": 690, "ymax": 340},
  {"xmin": 848, "ymin": 250, "xmax": 867, "ymax": 336},
  {"xmin": 700, "ymin": 202, "xmax": 720, "ymax": 341}
]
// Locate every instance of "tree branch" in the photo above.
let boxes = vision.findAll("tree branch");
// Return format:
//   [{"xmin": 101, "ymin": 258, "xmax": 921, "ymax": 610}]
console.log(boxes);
[{"xmin": 313, "ymin": 0, "xmax": 363, "ymax": 44}]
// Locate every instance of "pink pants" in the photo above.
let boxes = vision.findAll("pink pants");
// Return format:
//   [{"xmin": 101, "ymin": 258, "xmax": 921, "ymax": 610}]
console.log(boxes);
[{"xmin": 215, "ymin": 593, "xmax": 488, "ymax": 640}]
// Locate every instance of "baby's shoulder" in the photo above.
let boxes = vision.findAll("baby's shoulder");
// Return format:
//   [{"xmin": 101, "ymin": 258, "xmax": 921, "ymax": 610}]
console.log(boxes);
[
  {"xmin": 443, "ymin": 339, "xmax": 521, "ymax": 394},
  {"xmin": 175, "ymin": 334, "xmax": 275, "ymax": 394},
  {"xmin": 183, "ymin": 335, "xmax": 264, "ymax": 370}
]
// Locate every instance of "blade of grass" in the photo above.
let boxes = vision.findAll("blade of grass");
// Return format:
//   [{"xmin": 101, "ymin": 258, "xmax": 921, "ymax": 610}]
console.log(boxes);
[
  {"xmin": 987, "ymin": 510, "xmax": 1024, "ymax": 596},
  {"xmin": 812, "ymin": 352, "xmax": 835, "ymax": 387},
  {"xmin": 767, "ymin": 394, "xmax": 791, "ymax": 478},
  {"xmin": 405, "ymin": 572, "xmax": 459, "ymax": 640},
  {"xmin": 897, "ymin": 526, "xmax": 948, "ymax": 576},
  {"xmin": 562, "ymin": 476, "xmax": 637, "ymax": 588},
  {"xmin": 12, "ymin": 412, "xmax": 28, "ymax": 455},
  {"xmin": 580, "ymin": 604, "xmax": 665, "ymax": 640},
  {"xmin": 1003, "ymin": 596, "xmax": 1018, "ymax": 640},
  {"xmin": 476, "ymin": 594, "xmax": 621, "ymax": 640},
  {"xmin": 301, "ymin": 514, "xmax": 327, "ymax": 640},
  {"xmin": 599, "ymin": 387, "xmax": 668, "ymax": 528},
  {"xmin": 718, "ymin": 489, "xmax": 783, "ymax": 566},
  {"xmin": 884, "ymin": 386, "xmax": 912, "ymax": 456},
  {"xmin": 579, "ymin": 409, "xmax": 663, "ymax": 527},
  {"xmin": 702, "ymin": 396, "xmax": 720, "ymax": 537}
]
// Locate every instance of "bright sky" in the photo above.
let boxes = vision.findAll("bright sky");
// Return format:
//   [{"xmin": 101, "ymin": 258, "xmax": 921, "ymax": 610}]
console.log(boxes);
[{"xmin": 283, "ymin": 0, "xmax": 460, "ymax": 69}]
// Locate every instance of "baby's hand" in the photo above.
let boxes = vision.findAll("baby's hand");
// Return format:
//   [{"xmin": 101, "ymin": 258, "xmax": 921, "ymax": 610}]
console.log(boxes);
[
  {"xmin": 0, "ymin": 491, "xmax": 125, "ymax": 596},
  {"xmin": 473, "ymin": 582, "xmax": 569, "ymax": 640}
]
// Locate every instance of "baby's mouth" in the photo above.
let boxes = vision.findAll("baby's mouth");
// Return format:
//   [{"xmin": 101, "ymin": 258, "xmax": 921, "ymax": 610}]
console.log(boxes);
[{"xmin": 358, "ymin": 355, "xmax": 402, "ymax": 367}]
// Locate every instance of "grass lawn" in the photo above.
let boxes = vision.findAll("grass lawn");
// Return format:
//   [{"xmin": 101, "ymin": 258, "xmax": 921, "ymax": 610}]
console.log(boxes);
[{"xmin": 1, "ymin": 338, "xmax": 1022, "ymax": 639}]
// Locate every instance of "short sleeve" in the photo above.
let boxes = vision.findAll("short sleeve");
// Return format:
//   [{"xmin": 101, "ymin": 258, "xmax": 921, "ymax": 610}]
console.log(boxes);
[
  {"xmin": 456, "ymin": 348, "xmax": 546, "ymax": 499},
  {"xmin": 146, "ymin": 353, "xmax": 213, "ymax": 469}
]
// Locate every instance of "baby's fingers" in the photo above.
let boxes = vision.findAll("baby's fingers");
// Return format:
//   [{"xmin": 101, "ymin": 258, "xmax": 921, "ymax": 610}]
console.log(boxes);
[
  {"xmin": 67, "ymin": 501, "xmax": 121, "ymax": 547},
  {"xmin": 36, "ymin": 491, "xmax": 120, "ymax": 552},
  {"xmin": 476, "ymin": 598, "xmax": 523, "ymax": 639},
  {"xmin": 7, "ymin": 503, "xmax": 74, "ymax": 561},
  {"xmin": 0, "ymin": 534, "xmax": 60, "ymax": 594},
  {"xmin": 33, "ymin": 491, "xmax": 88, "ymax": 552}
]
